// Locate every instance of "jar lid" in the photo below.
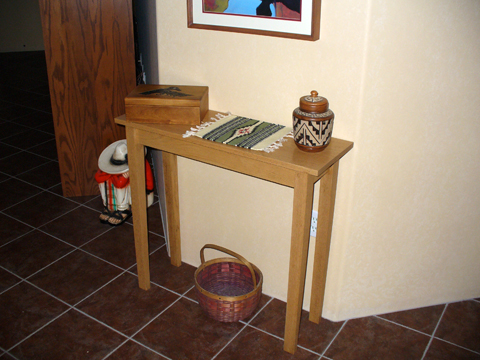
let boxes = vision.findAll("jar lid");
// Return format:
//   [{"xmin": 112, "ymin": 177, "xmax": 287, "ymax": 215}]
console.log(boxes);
[{"xmin": 299, "ymin": 90, "xmax": 329, "ymax": 113}]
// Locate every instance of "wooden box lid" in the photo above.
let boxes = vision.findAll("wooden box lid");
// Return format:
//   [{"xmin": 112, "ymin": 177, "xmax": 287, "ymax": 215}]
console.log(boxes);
[{"xmin": 125, "ymin": 84, "xmax": 208, "ymax": 107}]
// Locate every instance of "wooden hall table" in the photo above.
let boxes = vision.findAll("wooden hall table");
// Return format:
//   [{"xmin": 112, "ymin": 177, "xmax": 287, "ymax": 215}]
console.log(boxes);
[{"xmin": 115, "ymin": 111, "xmax": 353, "ymax": 354}]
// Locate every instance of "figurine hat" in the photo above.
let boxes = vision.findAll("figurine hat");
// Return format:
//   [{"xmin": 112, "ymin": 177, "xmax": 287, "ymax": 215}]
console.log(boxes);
[{"xmin": 98, "ymin": 139, "xmax": 129, "ymax": 174}]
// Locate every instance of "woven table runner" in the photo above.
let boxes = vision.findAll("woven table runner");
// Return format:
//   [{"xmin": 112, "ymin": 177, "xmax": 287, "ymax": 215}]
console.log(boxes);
[{"xmin": 183, "ymin": 113, "xmax": 292, "ymax": 153}]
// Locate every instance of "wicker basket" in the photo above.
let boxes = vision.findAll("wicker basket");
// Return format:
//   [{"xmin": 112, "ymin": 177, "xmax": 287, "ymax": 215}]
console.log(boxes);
[{"xmin": 194, "ymin": 244, "xmax": 263, "ymax": 322}]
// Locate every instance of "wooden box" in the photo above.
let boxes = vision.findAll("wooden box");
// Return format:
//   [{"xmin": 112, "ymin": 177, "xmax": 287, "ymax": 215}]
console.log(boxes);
[{"xmin": 125, "ymin": 84, "xmax": 209, "ymax": 125}]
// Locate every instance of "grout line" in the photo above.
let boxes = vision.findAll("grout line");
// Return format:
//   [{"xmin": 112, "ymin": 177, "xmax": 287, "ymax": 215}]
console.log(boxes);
[
  {"xmin": 0, "ymin": 213, "xmax": 36, "ymax": 249},
  {"xmin": 21, "ymin": 139, "xmax": 58, "ymax": 156},
  {"xmin": 0, "ymin": 266, "xmax": 25, "ymax": 296},
  {"xmin": 1, "ymin": 102, "xmax": 52, "ymax": 116},
  {"xmin": 23, "ymin": 248, "xmax": 78, "ymax": 281},
  {"xmin": 245, "ymin": 323, "xmax": 323, "ymax": 357},
  {"xmin": 211, "ymin": 297, "xmax": 278, "ymax": 359},
  {"xmin": 211, "ymin": 323, "xmax": 250, "ymax": 359},
  {"xmin": 6, "ymin": 309, "xmax": 73, "ymax": 352},
  {"xmin": 101, "ymin": 338, "xmax": 172, "ymax": 360},
  {"xmin": 17, "ymin": 225, "xmax": 120, "ymax": 284},
  {"xmin": 5, "ymin": 301, "xmax": 74, "ymax": 354},
  {"xmin": 4, "ymin": 272, "xmax": 130, "ymax": 352},
  {"xmin": 2, "ymin": 263, "xmax": 175, "ymax": 359},
  {"xmin": 421, "ymin": 304, "xmax": 448, "ymax": 360},
  {"xmin": 374, "ymin": 315, "xmax": 432, "ymax": 337},
  {"xmin": 0, "ymin": 188, "xmax": 47, "ymax": 213},
  {"xmin": 125, "ymin": 294, "xmax": 184, "ymax": 343},
  {"xmin": 239, "ymin": 296, "xmax": 274, "ymax": 325},
  {"xmin": 431, "ymin": 337, "xmax": 480, "ymax": 356},
  {"xmin": 0, "ymin": 173, "xmax": 68, "ymax": 213},
  {"xmin": 320, "ymin": 319, "xmax": 348, "ymax": 358},
  {"xmin": 13, "ymin": 172, "xmax": 60, "ymax": 190},
  {"xmin": 100, "ymin": 280, "xmax": 195, "ymax": 360},
  {"xmin": 0, "ymin": 146, "xmax": 54, "ymax": 164}
]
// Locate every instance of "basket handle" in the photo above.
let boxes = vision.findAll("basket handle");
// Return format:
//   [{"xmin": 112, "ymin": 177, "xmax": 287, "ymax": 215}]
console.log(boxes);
[{"xmin": 200, "ymin": 244, "xmax": 257, "ymax": 288}]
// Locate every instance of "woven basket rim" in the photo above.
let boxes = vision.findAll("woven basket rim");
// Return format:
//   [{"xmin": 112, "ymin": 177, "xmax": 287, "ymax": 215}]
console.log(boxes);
[{"xmin": 194, "ymin": 257, "xmax": 263, "ymax": 302}]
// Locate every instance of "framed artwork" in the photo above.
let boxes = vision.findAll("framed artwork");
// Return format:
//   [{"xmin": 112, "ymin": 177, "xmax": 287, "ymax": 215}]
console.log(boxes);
[{"xmin": 187, "ymin": 0, "xmax": 321, "ymax": 41}]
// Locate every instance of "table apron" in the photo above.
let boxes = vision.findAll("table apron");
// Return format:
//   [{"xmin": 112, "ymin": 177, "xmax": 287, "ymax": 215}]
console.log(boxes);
[{"xmin": 135, "ymin": 130, "xmax": 300, "ymax": 187}]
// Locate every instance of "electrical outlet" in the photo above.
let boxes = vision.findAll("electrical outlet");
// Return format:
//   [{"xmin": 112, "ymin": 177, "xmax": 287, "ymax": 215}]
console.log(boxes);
[{"xmin": 310, "ymin": 210, "xmax": 318, "ymax": 237}]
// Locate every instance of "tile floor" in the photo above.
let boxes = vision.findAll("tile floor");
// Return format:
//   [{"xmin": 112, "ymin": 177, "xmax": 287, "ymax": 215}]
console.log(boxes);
[{"xmin": 0, "ymin": 51, "xmax": 479, "ymax": 360}]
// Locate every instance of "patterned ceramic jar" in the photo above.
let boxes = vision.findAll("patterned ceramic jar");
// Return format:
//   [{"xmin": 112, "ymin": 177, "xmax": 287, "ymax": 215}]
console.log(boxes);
[{"xmin": 293, "ymin": 91, "xmax": 334, "ymax": 152}]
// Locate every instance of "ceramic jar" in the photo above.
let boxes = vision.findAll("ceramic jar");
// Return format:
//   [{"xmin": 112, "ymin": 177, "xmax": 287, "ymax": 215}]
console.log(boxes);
[{"xmin": 293, "ymin": 91, "xmax": 334, "ymax": 152}]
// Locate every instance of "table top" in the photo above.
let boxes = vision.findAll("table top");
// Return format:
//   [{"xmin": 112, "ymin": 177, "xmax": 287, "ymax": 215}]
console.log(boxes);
[{"xmin": 116, "ymin": 111, "xmax": 353, "ymax": 179}]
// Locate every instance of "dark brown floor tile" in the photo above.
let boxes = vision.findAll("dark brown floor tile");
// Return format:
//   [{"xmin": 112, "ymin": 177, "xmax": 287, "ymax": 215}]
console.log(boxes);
[
  {"xmin": 0, "ymin": 230, "xmax": 74, "ymax": 278},
  {"xmin": 10, "ymin": 309, "xmax": 126, "ymax": 360},
  {"xmin": 27, "ymin": 139, "xmax": 58, "ymax": 160},
  {"xmin": 134, "ymin": 246, "xmax": 196, "ymax": 294},
  {"xmin": 0, "ymin": 268, "xmax": 21, "ymax": 293},
  {"xmin": 0, "ymin": 178, "xmax": 43, "ymax": 211},
  {"xmin": 63, "ymin": 191, "xmax": 103, "ymax": 205},
  {"xmin": 324, "ymin": 316, "xmax": 430, "ymax": 360},
  {"xmin": 435, "ymin": 300, "xmax": 480, "ymax": 353},
  {"xmin": 0, "ymin": 121, "xmax": 30, "ymax": 138},
  {"xmin": 3, "ymin": 191, "xmax": 78, "ymax": 228},
  {"xmin": 77, "ymin": 273, "xmax": 178, "ymax": 336},
  {"xmin": 86, "ymin": 198, "xmax": 161, "ymax": 235},
  {"xmin": 39, "ymin": 206, "xmax": 112, "ymax": 247},
  {"xmin": 48, "ymin": 184, "xmax": 65, "ymax": 197},
  {"xmin": 83, "ymin": 195, "xmax": 106, "ymax": 212},
  {"xmin": 107, "ymin": 340, "xmax": 166, "ymax": 359},
  {"xmin": 4, "ymin": 89, "xmax": 45, "ymax": 109},
  {"xmin": 0, "ymin": 142, "xmax": 20, "ymax": 159},
  {"xmin": 0, "ymin": 105, "xmax": 35, "ymax": 122},
  {"xmin": 16, "ymin": 161, "xmax": 61, "ymax": 189},
  {"xmin": 126, "ymin": 203, "xmax": 165, "ymax": 236},
  {"xmin": 13, "ymin": 111, "xmax": 52, "ymax": 129},
  {"xmin": 134, "ymin": 297, "xmax": 244, "ymax": 360},
  {"xmin": 424, "ymin": 338, "xmax": 480, "ymax": 360},
  {"xmin": 26, "ymin": 95, "xmax": 52, "ymax": 113},
  {"xmin": 0, "ymin": 101, "xmax": 12, "ymax": 112},
  {"xmin": 0, "ymin": 213, "xmax": 34, "ymax": 246},
  {"xmin": 28, "ymin": 250, "xmax": 123, "ymax": 305},
  {"xmin": 0, "ymin": 281, "xmax": 69, "ymax": 350},
  {"xmin": 28, "ymin": 83, "xmax": 50, "ymax": 97},
  {"xmin": 147, "ymin": 203, "xmax": 164, "ymax": 236},
  {"xmin": 0, "ymin": 351, "xmax": 16, "ymax": 359},
  {"xmin": 378, "ymin": 304, "xmax": 445, "ymax": 334},
  {"xmin": 82, "ymin": 224, "xmax": 164, "ymax": 269},
  {"xmin": 216, "ymin": 326, "xmax": 319, "ymax": 360},
  {"xmin": 1, "ymin": 129, "xmax": 54, "ymax": 150},
  {"xmin": 250, "ymin": 298, "xmax": 344, "ymax": 354},
  {"xmin": 35, "ymin": 121, "xmax": 55, "ymax": 135},
  {"xmin": 0, "ymin": 172, "xmax": 10, "ymax": 182},
  {"xmin": 0, "ymin": 151, "xmax": 49, "ymax": 176},
  {"xmin": 183, "ymin": 287, "xmax": 197, "ymax": 301}
]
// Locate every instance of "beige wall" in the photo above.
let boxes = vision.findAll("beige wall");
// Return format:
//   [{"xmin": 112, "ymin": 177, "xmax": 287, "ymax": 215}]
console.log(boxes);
[{"xmin": 156, "ymin": 0, "xmax": 480, "ymax": 321}]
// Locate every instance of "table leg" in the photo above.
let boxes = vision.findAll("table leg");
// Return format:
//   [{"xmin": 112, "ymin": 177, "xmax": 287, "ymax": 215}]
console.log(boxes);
[
  {"xmin": 284, "ymin": 172, "xmax": 315, "ymax": 354},
  {"xmin": 309, "ymin": 162, "xmax": 339, "ymax": 323},
  {"xmin": 162, "ymin": 151, "xmax": 182, "ymax": 267},
  {"xmin": 126, "ymin": 127, "xmax": 150, "ymax": 290}
]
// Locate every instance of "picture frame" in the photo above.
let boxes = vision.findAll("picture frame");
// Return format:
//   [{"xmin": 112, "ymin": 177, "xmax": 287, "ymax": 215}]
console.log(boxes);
[{"xmin": 187, "ymin": 0, "xmax": 321, "ymax": 41}]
